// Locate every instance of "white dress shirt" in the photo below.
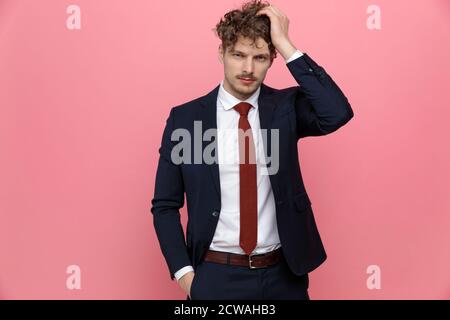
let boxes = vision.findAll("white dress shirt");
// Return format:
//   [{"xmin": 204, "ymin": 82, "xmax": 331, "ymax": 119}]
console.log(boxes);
[{"xmin": 175, "ymin": 49, "xmax": 304, "ymax": 281}]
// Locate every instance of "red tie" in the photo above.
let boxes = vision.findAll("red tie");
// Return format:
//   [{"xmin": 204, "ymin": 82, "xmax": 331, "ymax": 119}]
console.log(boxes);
[{"xmin": 233, "ymin": 102, "xmax": 257, "ymax": 255}]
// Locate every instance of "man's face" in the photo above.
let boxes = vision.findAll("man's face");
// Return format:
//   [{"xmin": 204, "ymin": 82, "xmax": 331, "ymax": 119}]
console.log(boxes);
[{"xmin": 219, "ymin": 36, "xmax": 273, "ymax": 100}]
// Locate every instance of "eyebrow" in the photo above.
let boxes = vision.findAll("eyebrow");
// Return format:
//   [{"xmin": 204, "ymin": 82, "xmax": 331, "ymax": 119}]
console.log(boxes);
[{"xmin": 230, "ymin": 50, "xmax": 270, "ymax": 58}]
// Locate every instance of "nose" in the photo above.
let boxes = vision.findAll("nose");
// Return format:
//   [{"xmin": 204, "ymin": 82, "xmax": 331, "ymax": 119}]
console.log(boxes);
[{"xmin": 243, "ymin": 57, "xmax": 254, "ymax": 75}]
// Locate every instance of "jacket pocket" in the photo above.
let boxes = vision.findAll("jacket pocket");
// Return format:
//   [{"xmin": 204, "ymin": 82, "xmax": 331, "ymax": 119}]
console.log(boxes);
[{"xmin": 294, "ymin": 192, "xmax": 311, "ymax": 213}]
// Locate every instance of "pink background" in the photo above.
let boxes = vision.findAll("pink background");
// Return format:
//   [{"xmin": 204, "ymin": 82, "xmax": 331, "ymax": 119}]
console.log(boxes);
[{"xmin": 1, "ymin": 0, "xmax": 449, "ymax": 299}]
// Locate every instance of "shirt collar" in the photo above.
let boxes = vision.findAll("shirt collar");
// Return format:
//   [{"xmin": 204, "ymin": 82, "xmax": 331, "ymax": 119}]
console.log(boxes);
[{"xmin": 218, "ymin": 79, "xmax": 260, "ymax": 111}]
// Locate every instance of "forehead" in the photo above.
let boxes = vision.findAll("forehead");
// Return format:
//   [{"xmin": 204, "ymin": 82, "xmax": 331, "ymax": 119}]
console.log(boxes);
[{"xmin": 228, "ymin": 36, "xmax": 270, "ymax": 54}]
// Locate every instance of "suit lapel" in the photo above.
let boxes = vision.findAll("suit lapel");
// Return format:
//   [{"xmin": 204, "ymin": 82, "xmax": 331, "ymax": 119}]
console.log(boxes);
[
  {"xmin": 199, "ymin": 84, "xmax": 221, "ymax": 199},
  {"xmin": 257, "ymin": 84, "xmax": 279, "ymax": 198}
]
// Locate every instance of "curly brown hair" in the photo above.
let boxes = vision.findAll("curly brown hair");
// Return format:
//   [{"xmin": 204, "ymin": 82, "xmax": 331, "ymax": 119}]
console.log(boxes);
[{"xmin": 214, "ymin": 0, "xmax": 277, "ymax": 61}]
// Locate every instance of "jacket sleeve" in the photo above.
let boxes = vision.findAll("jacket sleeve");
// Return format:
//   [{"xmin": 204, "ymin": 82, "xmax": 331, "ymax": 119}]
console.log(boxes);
[
  {"xmin": 286, "ymin": 53, "xmax": 354, "ymax": 139},
  {"xmin": 150, "ymin": 107, "xmax": 191, "ymax": 280}
]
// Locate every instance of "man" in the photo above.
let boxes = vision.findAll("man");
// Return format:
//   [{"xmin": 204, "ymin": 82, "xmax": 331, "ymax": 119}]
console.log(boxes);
[{"xmin": 151, "ymin": 0, "xmax": 353, "ymax": 300}]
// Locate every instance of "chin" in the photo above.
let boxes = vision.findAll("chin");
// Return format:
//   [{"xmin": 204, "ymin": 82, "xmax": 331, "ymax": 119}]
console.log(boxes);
[{"xmin": 238, "ymin": 81, "xmax": 257, "ymax": 88}]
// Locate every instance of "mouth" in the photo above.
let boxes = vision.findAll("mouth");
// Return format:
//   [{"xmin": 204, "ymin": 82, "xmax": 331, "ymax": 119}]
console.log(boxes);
[{"xmin": 238, "ymin": 77, "xmax": 256, "ymax": 85}]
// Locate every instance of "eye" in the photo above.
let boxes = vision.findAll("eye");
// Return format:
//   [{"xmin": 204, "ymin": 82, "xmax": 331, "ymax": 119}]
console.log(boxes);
[{"xmin": 233, "ymin": 53, "xmax": 241, "ymax": 57}]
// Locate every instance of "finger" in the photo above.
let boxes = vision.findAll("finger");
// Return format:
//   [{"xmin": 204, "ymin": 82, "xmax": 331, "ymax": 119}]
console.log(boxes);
[
  {"xmin": 270, "ymin": 5, "xmax": 284, "ymax": 17},
  {"xmin": 269, "ymin": 5, "xmax": 281, "ymax": 16},
  {"xmin": 256, "ymin": 8, "xmax": 269, "ymax": 15},
  {"xmin": 256, "ymin": 7, "xmax": 276, "ymax": 18}
]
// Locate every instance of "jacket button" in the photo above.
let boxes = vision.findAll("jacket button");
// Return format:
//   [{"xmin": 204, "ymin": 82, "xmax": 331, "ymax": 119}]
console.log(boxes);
[
  {"xmin": 276, "ymin": 200, "xmax": 284, "ymax": 205},
  {"xmin": 212, "ymin": 211, "xmax": 219, "ymax": 217},
  {"xmin": 308, "ymin": 68, "xmax": 313, "ymax": 72}
]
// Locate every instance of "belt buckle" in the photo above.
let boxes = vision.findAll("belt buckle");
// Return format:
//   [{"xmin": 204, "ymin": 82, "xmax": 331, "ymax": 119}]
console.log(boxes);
[{"xmin": 248, "ymin": 252, "xmax": 263, "ymax": 269}]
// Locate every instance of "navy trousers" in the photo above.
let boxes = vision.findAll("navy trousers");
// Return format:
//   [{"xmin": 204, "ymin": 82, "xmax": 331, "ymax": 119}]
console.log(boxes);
[{"xmin": 187, "ymin": 250, "xmax": 310, "ymax": 300}]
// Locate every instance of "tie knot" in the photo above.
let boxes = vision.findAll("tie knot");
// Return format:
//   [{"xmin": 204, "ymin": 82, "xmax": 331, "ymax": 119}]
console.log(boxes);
[{"xmin": 233, "ymin": 102, "xmax": 253, "ymax": 116}]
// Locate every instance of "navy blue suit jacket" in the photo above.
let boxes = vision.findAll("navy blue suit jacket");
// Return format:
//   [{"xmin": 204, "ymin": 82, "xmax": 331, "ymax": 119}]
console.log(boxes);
[{"xmin": 151, "ymin": 53, "xmax": 354, "ymax": 280}]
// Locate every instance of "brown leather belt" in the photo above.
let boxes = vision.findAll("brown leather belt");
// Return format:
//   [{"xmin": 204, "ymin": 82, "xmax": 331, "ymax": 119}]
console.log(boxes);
[{"xmin": 204, "ymin": 248, "xmax": 282, "ymax": 269}]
